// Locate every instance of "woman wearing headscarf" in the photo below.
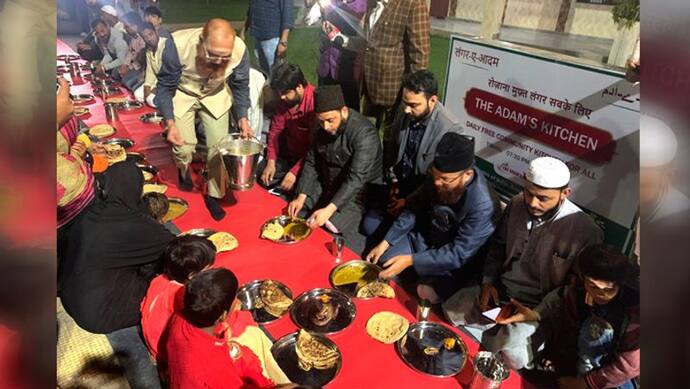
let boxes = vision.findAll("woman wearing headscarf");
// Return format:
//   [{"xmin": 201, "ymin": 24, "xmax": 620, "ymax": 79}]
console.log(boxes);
[{"xmin": 59, "ymin": 161, "xmax": 175, "ymax": 389}]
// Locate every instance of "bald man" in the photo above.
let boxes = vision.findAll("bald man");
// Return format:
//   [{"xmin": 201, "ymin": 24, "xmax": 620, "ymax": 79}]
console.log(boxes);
[{"xmin": 155, "ymin": 18, "xmax": 253, "ymax": 221}]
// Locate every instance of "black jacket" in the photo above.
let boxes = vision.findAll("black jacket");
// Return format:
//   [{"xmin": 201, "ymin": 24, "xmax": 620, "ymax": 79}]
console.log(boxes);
[{"xmin": 296, "ymin": 110, "xmax": 383, "ymax": 210}]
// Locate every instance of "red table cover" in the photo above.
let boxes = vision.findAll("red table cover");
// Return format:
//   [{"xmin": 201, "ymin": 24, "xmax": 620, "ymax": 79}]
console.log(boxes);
[{"xmin": 57, "ymin": 39, "xmax": 533, "ymax": 389}]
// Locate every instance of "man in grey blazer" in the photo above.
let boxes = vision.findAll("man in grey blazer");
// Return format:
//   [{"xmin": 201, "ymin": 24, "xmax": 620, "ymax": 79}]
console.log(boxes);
[{"xmin": 362, "ymin": 70, "xmax": 462, "ymax": 239}]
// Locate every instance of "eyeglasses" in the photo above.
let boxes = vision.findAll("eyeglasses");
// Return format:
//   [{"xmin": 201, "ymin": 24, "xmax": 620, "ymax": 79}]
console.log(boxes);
[
  {"xmin": 202, "ymin": 42, "xmax": 232, "ymax": 64},
  {"xmin": 430, "ymin": 169, "xmax": 465, "ymax": 185},
  {"xmin": 584, "ymin": 277, "xmax": 618, "ymax": 293}
]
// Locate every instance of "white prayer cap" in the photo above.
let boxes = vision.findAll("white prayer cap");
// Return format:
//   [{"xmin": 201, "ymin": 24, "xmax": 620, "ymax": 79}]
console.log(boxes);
[
  {"xmin": 526, "ymin": 157, "xmax": 570, "ymax": 188},
  {"xmin": 101, "ymin": 5, "xmax": 117, "ymax": 17},
  {"xmin": 640, "ymin": 115, "xmax": 677, "ymax": 168}
]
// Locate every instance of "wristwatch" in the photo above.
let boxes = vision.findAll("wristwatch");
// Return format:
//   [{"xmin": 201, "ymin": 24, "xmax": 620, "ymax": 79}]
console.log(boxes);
[{"xmin": 279, "ymin": 41, "xmax": 288, "ymax": 47}]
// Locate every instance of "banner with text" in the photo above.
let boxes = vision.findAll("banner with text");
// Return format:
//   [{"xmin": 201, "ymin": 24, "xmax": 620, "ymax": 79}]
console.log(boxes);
[{"xmin": 443, "ymin": 37, "xmax": 640, "ymax": 250}]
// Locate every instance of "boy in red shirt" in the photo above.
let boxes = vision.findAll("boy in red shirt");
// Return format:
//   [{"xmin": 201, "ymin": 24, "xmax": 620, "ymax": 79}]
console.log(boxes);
[
  {"xmin": 166, "ymin": 268, "xmax": 275, "ymax": 388},
  {"xmin": 140, "ymin": 235, "xmax": 215, "ymax": 364}
]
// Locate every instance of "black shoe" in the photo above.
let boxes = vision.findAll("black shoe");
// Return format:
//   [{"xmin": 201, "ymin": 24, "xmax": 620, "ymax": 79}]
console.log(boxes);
[
  {"xmin": 178, "ymin": 168, "xmax": 193, "ymax": 191},
  {"xmin": 204, "ymin": 196, "xmax": 226, "ymax": 221}
]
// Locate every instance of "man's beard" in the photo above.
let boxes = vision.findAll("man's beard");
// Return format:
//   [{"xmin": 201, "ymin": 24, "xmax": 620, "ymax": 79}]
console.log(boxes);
[
  {"xmin": 325, "ymin": 116, "xmax": 347, "ymax": 138},
  {"xmin": 285, "ymin": 93, "xmax": 303, "ymax": 108},
  {"xmin": 408, "ymin": 103, "xmax": 431, "ymax": 121},
  {"xmin": 437, "ymin": 185, "xmax": 465, "ymax": 205}
]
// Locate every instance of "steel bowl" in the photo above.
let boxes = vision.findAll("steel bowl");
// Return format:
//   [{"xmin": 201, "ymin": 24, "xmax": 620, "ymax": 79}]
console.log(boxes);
[
  {"xmin": 260, "ymin": 215, "xmax": 312, "ymax": 244},
  {"xmin": 70, "ymin": 94, "xmax": 95, "ymax": 105},
  {"xmin": 271, "ymin": 331, "xmax": 342, "ymax": 387},
  {"xmin": 329, "ymin": 260, "xmax": 385, "ymax": 299},
  {"xmin": 290, "ymin": 288, "xmax": 356, "ymax": 334},
  {"xmin": 115, "ymin": 100, "xmax": 144, "ymax": 111},
  {"xmin": 237, "ymin": 280, "xmax": 294, "ymax": 324},
  {"xmin": 395, "ymin": 321, "xmax": 469, "ymax": 378},
  {"xmin": 178, "ymin": 228, "xmax": 218, "ymax": 238},
  {"xmin": 103, "ymin": 138, "xmax": 135, "ymax": 149},
  {"xmin": 140, "ymin": 112, "xmax": 165, "ymax": 124}
]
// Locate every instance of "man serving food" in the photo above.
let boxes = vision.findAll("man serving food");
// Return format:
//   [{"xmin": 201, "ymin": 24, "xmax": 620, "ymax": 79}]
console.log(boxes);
[{"xmin": 155, "ymin": 18, "xmax": 254, "ymax": 221}]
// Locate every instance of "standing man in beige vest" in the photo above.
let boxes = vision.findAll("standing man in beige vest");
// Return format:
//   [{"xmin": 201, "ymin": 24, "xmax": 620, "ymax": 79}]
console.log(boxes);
[{"xmin": 155, "ymin": 19, "xmax": 254, "ymax": 221}]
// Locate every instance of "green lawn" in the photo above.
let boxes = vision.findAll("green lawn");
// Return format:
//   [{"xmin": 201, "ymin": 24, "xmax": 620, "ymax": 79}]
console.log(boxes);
[{"xmin": 162, "ymin": 0, "xmax": 250, "ymax": 23}]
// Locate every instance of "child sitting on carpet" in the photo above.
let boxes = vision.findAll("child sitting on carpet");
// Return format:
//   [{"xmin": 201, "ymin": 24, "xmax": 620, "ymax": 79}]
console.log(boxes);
[
  {"xmin": 140, "ymin": 235, "xmax": 215, "ymax": 365},
  {"xmin": 165, "ymin": 268, "xmax": 275, "ymax": 389}
]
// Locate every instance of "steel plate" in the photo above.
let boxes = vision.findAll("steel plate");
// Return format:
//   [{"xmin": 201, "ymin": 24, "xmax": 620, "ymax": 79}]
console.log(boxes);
[
  {"xmin": 57, "ymin": 54, "xmax": 81, "ymax": 62},
  {"xmin": 125, "ymin": 152, "xmax": 147, "ymax": 164},
  {"xmin": 103, "ymin": 138, "xmax": 135, "ymax": 149},
  {"xmin": 236, "ymin": 280, "xmax": 293, "ymax": 324},
  {"xmin": 260, "ymin": 215, "xmax": 312, "ymax": 244},
  {"xmin": 179, "ymin": 228, "xmax": 218, "ymax": 238},
  {"xmin": 329, "ymin": 260, "xmax": 385, "ymax": 298},
  {"xmin": 94, "ymin": 86, "xmax": 123, "ymax": 96},
  {"xmin": 140, "ymin": 112, "xmax": 165, "ymax": 124},
  {"xmin": 290, "ymin": 288, "xmax": 356, "ymax": 334},
  {"xmin": 271, "ymin": 331, "xmax": 342, "ymax": 387},
  {"xmin": 115, "ymin": 100, "xmax": 144, "ymax": 111},
  {"xmin": 137, "ymin": 164, "xmax": 158, "ymax": 182},
  {"xmin": 70, "ymin": 94, "xmax": 95, "ymax": 105},
  {"xmin": 162, "ymin": 197, "xmax": 188, "ymax": 222},
  {"xmin": 395, "ymin": 321, "xmax": 468, "ymax": 377}
]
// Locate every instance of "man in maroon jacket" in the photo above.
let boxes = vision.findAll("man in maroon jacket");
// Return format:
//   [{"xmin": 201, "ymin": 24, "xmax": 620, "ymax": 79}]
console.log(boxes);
[{"xmin": 260, "ymin": 63, "xmax": 316, "ymax": 193}]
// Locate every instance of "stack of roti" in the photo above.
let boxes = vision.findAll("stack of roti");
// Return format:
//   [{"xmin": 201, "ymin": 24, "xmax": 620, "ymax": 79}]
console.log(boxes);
[
  {"xmin": 257, "ymin": 280, "xmax": 292, "ymax": 317},
  {"xmin": 104, "ymin": 143, "xmax": 126, "ymax": 164},
  {"xmin": 356, "ymin": 281, "xmax": 395, "ymax": 299},
  {"xmin": 366, "ymin": 311, "xmax": 409, "ymax": 344},
  {"xmin": 295, "ymin": 329, "xmax": 339, "ymax": 371},
  {"xmin": 207, "ymin": 231, "xmax": 239, "ymax": 253}
]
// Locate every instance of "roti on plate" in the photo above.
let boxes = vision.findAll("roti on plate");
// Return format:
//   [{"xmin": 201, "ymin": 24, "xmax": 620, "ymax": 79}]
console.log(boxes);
[
  {"xmin": 73, "ymin": 107, "xmax": 89, "ymax": 116},
  {"xmin": 104, "ymin": 143, "xmax": 126, "ymax": 164},
  {"xmin": 365, "ymin": 311, "xmax": 409, "ymax": 344},
  {"xmin": 105, "ymin": 97, "xmax": 127, "ymax": 104},
  {"xmin": 261, "ymin": 222, "xmax": 284, "ymax": 241},
  {"xmin": 141, "ymin": 170, "xmax": 155, "ymax": 181},
  {"xmin": 258, "ymin": 280, "xmax": 292, "ymax": 317},
  {"xmin": 89, "ymin": 123, "xmax": 115, "ymax": 138},
  {"xmin": 295, "ymin": 329, "xmax": 339, "ymax": 371},
  {"xmin": 142, "ymin": 183, "xmax": 168, "ymax": 194},
  {"xmin": 356, "ymin": 281, "xmax": 395, "ymax": 299},
  {"xmin": 207, "ymin": 231, "xmax": 239, "ymax": 253}
]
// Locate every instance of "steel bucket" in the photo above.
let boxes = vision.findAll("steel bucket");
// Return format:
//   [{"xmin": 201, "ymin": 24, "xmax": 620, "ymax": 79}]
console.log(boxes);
[
  {"xmin": 468, "ymin": 352, "xmax": 509, "ymax": 389},
  {"xmin": 214, "ymin": 133, "xmax": 264, "ymax": 191}
]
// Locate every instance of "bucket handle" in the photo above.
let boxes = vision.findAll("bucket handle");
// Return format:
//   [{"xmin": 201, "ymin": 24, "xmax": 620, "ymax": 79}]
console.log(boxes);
[{"xmin": 226, "ymin": 132, "xmax": 266, "ymax": 149}]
